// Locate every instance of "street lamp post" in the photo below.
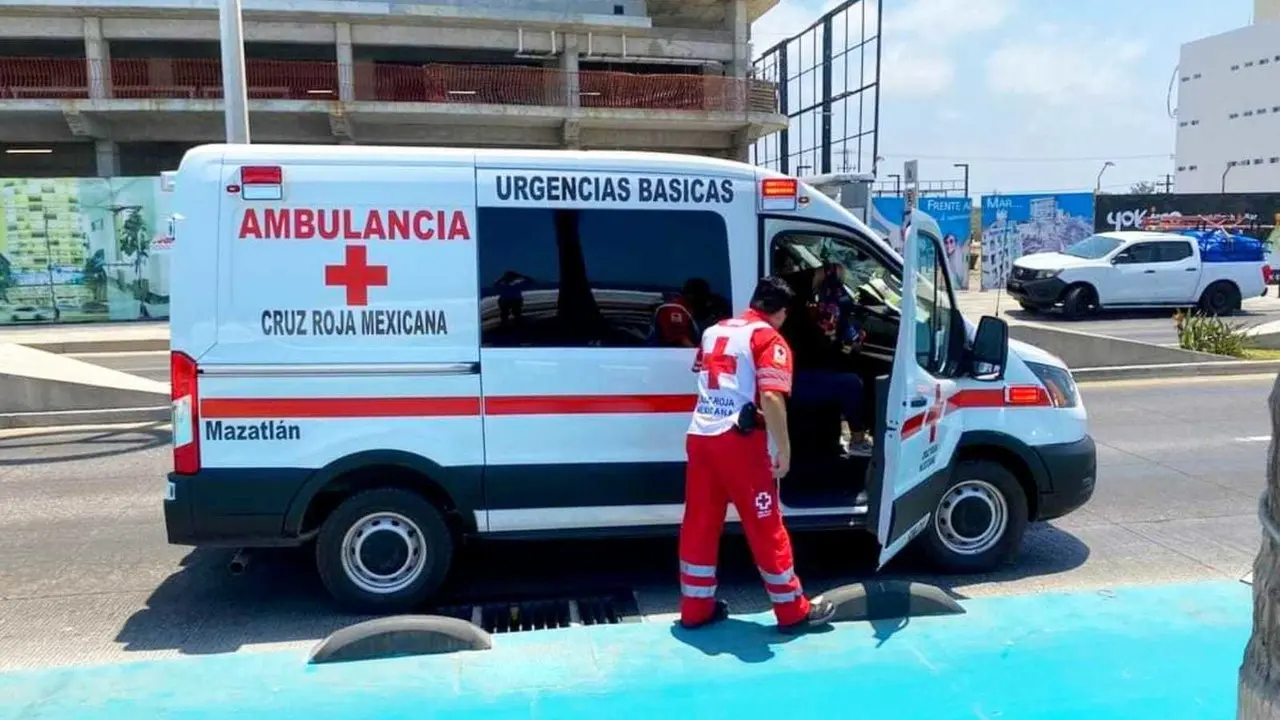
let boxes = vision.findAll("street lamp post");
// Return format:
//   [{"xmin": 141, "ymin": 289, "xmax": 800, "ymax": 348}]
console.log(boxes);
[
  {"xmin": 888, "ymin": 173, "xmax": 901, "ymax": 195},
  {"xmin": 1221, "ymin": 162, "xmax": 1235, "ymax": 194},
  {"xmin": 1095, "ymin": 161, "xmax": 1114, "ymax": 193},
  {"xmin": 953, "ymin": 162, "xmax": 969, "ymax": 198},
  {"xmin": 219, "ymin": 0, "xmax": 250, "ymax": 143}
]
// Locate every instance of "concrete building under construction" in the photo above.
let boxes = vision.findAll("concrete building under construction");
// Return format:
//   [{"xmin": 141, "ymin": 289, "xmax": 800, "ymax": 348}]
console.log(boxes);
[{"xmin": 0, "ymin": 0, "xmax": 785, "ymax": 177}]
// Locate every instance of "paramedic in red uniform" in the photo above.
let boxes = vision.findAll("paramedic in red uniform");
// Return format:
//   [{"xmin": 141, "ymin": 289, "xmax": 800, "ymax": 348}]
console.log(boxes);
[{"xmin": 678, "ymin": 276, "xmax": 837, "ymax": 634}]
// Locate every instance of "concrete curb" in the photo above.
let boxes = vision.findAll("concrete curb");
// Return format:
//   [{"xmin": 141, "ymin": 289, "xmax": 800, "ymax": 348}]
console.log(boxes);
[
  {"xmin": 22, "ymin": 338, "xmax": 169, "ymax": 354},
  {"xmin": 1074, "ymin": 359, "xmax": 1280, "ymax": 382},
  {"xmin": 0, "ymin": 406, "xmax": 169, "ymax": 430}
]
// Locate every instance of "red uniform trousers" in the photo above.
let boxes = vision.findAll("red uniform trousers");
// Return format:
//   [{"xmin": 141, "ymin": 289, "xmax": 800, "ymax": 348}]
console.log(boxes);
[{"xmin": 678, "ymin": 430, "xmax": 812, "ymax": 627}]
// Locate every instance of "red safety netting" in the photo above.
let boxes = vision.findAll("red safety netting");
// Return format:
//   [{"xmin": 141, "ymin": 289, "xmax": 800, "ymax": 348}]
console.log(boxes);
[
  {"xmin": 110, "ymin": 58, "xmax": 339, "ymax": 99},
  {"xmin": 0, "ymin": 57, "xmax": 89, "ymax": 98},
  {"xmin": 0, "ymin": 57, "xmax": 777, "ymax": 113}
]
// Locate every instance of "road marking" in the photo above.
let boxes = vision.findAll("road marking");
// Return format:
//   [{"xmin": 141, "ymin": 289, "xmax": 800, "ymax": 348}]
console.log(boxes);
[
  {"xmin": 1236, "ymin": 436, "xmax": 1271, "ymax": 443},
  {"xmin": 1078, "ymin": 374, "xmax": 1277, "ymax": 389}
]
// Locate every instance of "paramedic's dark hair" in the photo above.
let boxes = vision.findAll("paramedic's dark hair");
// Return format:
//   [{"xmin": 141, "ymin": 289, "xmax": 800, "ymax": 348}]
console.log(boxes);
[{"xmin": 749, "ymin": 276, "xmax": 795, "ymax": 315}]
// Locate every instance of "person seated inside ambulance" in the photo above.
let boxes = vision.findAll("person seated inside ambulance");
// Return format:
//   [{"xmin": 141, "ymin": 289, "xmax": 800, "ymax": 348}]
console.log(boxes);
[
  {"xmin": 649, "ymin": 278, "xmax": 729, "ymax": 347},
  {"xmin": 779, "ymin": 261, "xmax": 874, "ymax": 457}
]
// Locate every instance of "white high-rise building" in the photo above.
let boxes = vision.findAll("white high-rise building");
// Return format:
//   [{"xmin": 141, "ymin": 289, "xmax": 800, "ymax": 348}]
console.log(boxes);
[{"xmin": 1173, "ymin": 0, "xmax": 1280, "ymax": 193}]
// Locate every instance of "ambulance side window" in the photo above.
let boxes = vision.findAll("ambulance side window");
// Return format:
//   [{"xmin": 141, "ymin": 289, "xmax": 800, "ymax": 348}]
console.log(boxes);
[{"xmin": 478, "ymin": 207, "xmax": 733, "ymax": 348}]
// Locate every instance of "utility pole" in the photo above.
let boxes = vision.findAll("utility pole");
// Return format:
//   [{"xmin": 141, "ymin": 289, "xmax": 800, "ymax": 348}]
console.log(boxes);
[
  {"xmin": 888, "ymin": 173, "xmax": 901, "ymax": 195},
  {"xmin": 954, "ymin": 162, "xmax": 970, "ymax": 198},
  {"xmin": 1159, "ymin": 173, "xmax": 1173, "ymax": 194},
  {"xmin": 219, "ymin": 0, "xmax": 250, "ymax": 143}
]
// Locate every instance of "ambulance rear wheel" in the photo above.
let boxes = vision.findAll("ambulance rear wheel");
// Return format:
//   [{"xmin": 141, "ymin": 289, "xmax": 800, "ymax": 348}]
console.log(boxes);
[
  {"xmin": 920, "ymin": 460, "xmax": 1028, "ymax": 573},
  {"xmin": 316, "ymin": 488, "xmax": 454, "ymax": 614}
]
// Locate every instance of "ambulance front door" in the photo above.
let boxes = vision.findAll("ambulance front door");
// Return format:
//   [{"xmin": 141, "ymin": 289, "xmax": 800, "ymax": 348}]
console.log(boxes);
[{"xmin": 868, "ymin": 223, "xmax": 967, "ymax": 569}]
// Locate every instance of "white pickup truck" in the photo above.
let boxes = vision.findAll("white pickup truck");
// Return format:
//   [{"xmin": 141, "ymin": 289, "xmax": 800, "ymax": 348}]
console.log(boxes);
[{"xmin": 1005, "ymin": 230, "xmax": 1269, "ymax": 318}]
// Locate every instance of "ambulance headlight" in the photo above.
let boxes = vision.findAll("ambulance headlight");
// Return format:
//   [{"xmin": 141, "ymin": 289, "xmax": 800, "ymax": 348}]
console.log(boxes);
[
  {"xmin": 1032, "ymin": 269, "xmax": 1060, "ymax": 280},
  {"xmin": 1025, "ymin": 361, "xmax": 1078, "ymax": 408}
]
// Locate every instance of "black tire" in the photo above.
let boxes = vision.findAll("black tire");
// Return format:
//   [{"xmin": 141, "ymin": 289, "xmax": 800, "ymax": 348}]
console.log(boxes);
[
  {"xmin": 1199, "ymin": 281, "xmax": 1241, "ymax": 316},
  {"xmin": 920, "ymin": 459, "xmax": 1029, "ymax": 573},
  {"xmin": 1060, "ymin": 285, "xmax": 1097, "ymax": 320},
  {"xmin": 1018, "ymin": 302, "xmax": 1038, "ymax": 313},
  {"xmin": 315, "ymin": 488, "xmax": 454, "ymax": 614}
]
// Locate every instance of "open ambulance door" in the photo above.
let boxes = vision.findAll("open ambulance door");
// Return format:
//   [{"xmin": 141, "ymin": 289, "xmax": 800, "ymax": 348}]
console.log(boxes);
[{"xmin": 866, "ymin": 191, "xmax": 970, "ymax": 570}]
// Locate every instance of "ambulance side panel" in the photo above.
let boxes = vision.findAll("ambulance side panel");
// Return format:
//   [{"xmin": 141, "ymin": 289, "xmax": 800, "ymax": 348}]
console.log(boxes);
[
  {"xmin": 170, "ymin": 146, "xmax": 226, "ymax": 359},
  {"xmin": 473, "ymin": 153, "xmax": 759, "ymax": 533},
  {"xmin": 174, "ymin": 147, "xmax": 486, "ymax": 542}
]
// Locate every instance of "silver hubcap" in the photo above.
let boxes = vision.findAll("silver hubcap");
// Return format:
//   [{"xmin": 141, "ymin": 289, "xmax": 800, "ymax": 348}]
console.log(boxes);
[
  {"xmin": 340, "ymin": 512, "xmax": 426, "ymax": 595},
  {"xmin": 934, "ymin": 480, "xmax": 1008, "ymax": 555}
]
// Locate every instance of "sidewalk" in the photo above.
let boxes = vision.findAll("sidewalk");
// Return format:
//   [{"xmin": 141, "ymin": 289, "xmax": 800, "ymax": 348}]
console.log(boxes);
[{"xmin": 0, "ymin": 580, "xmax": 1251, "ymax": 719}]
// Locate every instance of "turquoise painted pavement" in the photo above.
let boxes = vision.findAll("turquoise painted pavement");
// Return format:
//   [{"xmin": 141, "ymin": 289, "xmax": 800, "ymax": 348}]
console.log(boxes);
[{"xmin": 0, "ymin": 581, "xmax": 1251, "ymax": 720}]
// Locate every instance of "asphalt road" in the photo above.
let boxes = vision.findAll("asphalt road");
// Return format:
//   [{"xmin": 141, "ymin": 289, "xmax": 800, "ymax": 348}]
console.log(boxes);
[
  {"xmin": 0, "ymin": 374, "xmax": 1270, "ymax": 670},
  {"xmin": 1004, "ymin": 295, "xmax": 1280, "ymax": 346}
]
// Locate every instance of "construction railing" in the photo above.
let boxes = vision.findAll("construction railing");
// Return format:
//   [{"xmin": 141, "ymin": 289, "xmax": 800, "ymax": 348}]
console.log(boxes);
[{"xmin": 0, "ymin": 57, "xmax": 779, "ymax": 113}]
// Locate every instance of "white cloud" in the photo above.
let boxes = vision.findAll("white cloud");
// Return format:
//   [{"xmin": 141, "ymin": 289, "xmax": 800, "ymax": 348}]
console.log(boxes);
[
  {"xmin": 884, "ymin": 0, "xmax": 1015, "ymax": 45},
  {"xmin": 881, "ymin": 0, "xmax": 1015, "ymax": 99},
  {"xmin": 985, "ymin": 32, "xmax": 1148, "ymax": 105}
]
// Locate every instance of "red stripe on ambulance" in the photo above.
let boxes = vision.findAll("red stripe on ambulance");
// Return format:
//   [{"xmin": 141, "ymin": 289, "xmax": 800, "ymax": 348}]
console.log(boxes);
[
  {"xmin": 901, "ymin": 386, "xmax": 1052, "ymax": 440},
  {"xmin": 200, "ymin": 394, "xmax": 698, "ymax": 419}
]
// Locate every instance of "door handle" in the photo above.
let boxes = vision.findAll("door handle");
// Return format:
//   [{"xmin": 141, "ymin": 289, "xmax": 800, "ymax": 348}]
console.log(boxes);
[
  {"xmin": 1185, "ymin": 267, "xmax": 1198, "ymax": 271},
  {"xmin": 1144, "ymin": 269, "xmax": 1156, "ymax": 274},
  {"xmin": 909, "ymin": 396, "xmax": 928, "ymax": 408}
]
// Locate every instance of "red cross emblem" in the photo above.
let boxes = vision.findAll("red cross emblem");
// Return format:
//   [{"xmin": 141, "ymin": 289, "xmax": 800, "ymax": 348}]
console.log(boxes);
[
  {"xmin": 923, "ymin": 384, "xmax": 944, "ymax": 442},
  {"xmin": 702, "ymin": 336, "xmax": 737, "ymax": 389},
  {"xmin": 325, "ymin": 245, "xmax": 388, "ymax": 306}
]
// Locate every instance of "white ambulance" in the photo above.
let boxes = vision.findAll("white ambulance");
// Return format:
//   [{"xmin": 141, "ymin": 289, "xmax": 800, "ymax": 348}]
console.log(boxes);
[{"xmin": 163, "ymin": 145, "xmax": 1096, "ymax": 612}]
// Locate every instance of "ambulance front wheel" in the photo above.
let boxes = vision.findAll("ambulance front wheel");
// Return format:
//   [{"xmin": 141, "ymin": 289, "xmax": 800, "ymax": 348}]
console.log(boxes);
[
  {"xmin": 920, "ymin": 460, "xmax": 1029, "ymax": 573},
  {"xmin": 315, "ymin": 488, "xmax": 454, "ymax": 614}
]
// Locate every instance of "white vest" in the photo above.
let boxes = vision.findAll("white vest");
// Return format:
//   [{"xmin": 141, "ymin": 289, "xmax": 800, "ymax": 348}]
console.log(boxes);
[{"xmin": 688, "ymin": 319, "xmax": 772, "ymax": 437}]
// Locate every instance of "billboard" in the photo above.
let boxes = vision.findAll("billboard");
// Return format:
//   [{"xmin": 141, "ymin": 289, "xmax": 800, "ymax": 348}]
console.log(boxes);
[
  {"xmin": 0, "ymin": 176, "xmax": 171, "ymax": 326},
  {"xmin": 978, "ymin": 193, "xmax": 1095, "ymax": 290},
  {"xmin": 869, "ymin": 195, "xmax": 973, "ymax": 290},
  {"xmin": 1094, "ymin": 193, "xmax": 1280, "ymax": 243}
]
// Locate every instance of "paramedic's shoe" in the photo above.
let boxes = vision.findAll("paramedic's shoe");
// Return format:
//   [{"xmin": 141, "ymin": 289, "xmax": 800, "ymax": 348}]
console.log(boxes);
[
  {"xmin": 778, "ymin": 596, "xmax": 837, "ymax": 635},
  {"xmin": 680, "ymin": 600, "xmax": 730, "ymax": 630}
]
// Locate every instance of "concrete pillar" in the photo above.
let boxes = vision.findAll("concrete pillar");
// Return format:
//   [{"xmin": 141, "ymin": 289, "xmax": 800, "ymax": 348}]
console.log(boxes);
[
  {"xmin": 726, "ymin": 0, "xmax": 750, "ymax": 79},
  {"xmin": 95, "ymin": 140, "xmax": 119, "ymax": 177},
  {"xmin": 335, "ymin": 22, "xmax": 354, "ymax": 102},
  {"xmin": 83, "ymin": 17, "xmax": 111, "ymax": 99},
  {"xmin": 561, "ymin": 33, "xmax": 580, "ymax": 109}
]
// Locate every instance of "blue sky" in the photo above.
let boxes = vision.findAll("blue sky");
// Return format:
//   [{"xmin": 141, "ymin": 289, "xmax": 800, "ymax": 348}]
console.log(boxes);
[{"xmin": 752, "ymin": 0, "xmax": 1254, "ymax": 196}]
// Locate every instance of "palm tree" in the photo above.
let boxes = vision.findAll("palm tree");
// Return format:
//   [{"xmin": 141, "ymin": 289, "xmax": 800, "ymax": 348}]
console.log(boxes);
[
  {"xmin": 1240, "ymin": 376, "xmax": 1280, "ymax": 717},
  {"xmin": 117, "ymin": 208, "xmax": 150, "ymax": 299}
]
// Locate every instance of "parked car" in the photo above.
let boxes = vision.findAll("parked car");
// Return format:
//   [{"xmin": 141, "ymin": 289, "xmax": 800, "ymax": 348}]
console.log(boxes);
[
  {"xmin": 1006, "ymin": 230, "xmax": 1269, "ymax": 319},
  {"xmin": 8, "ymin": 305, "xmax": 57, "ymax": 322}
]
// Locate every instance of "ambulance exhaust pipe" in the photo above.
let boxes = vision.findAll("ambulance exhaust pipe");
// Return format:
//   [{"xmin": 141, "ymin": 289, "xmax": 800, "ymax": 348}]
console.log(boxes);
[{"xmin": 228, "ymin": 548, "xmax": 251, "ymax": 575}]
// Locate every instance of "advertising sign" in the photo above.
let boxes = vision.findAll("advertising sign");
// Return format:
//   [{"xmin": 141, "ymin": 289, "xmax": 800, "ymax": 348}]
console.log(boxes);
[
  {"xmin": 1094, "ymin": 193, "xmax": 1280, "ymax": 244},
  {"xmin": 0, "ymin": 176, "xmax": 171, "ymax": 326},
  {"xmin": 870, "ymin": 195, "xmax": 974, "ymax": 289},
  {"xmin": 978, "ymin": 193, "xmax": 1095, "ymax": 290}
]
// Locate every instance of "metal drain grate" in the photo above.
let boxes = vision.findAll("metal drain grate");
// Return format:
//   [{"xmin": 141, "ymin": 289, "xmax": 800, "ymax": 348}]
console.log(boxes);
[{"xmin": 435, "ymin": 589, "xmax": 641, "ymax": 634}]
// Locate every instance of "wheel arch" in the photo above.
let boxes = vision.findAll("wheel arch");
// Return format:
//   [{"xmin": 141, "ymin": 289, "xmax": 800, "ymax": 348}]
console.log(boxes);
[
  {"xmin": 1200, "ymin": 278, "xmax": 1242, "ymax": 312},
  {"xmin": 953, "ymin": 431, "xmax": 1050, "ymax": 520},
  {"xmin": 283, "ymin": 450, "xmax": 481, "ymax": 538},
  {"xmin": 1059, "ymin": 280, "xmax": 1099, "ymax": 303}
]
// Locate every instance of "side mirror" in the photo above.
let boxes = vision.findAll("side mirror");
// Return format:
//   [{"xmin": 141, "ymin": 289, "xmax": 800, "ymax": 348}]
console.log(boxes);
[
  {"xmin": 971, "ymin": 315, "xmax": 1009, "ymax": 380},
  {"xmin": 1111, "ymin": 252, "xmax": 1130, "ymax": 265}
]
